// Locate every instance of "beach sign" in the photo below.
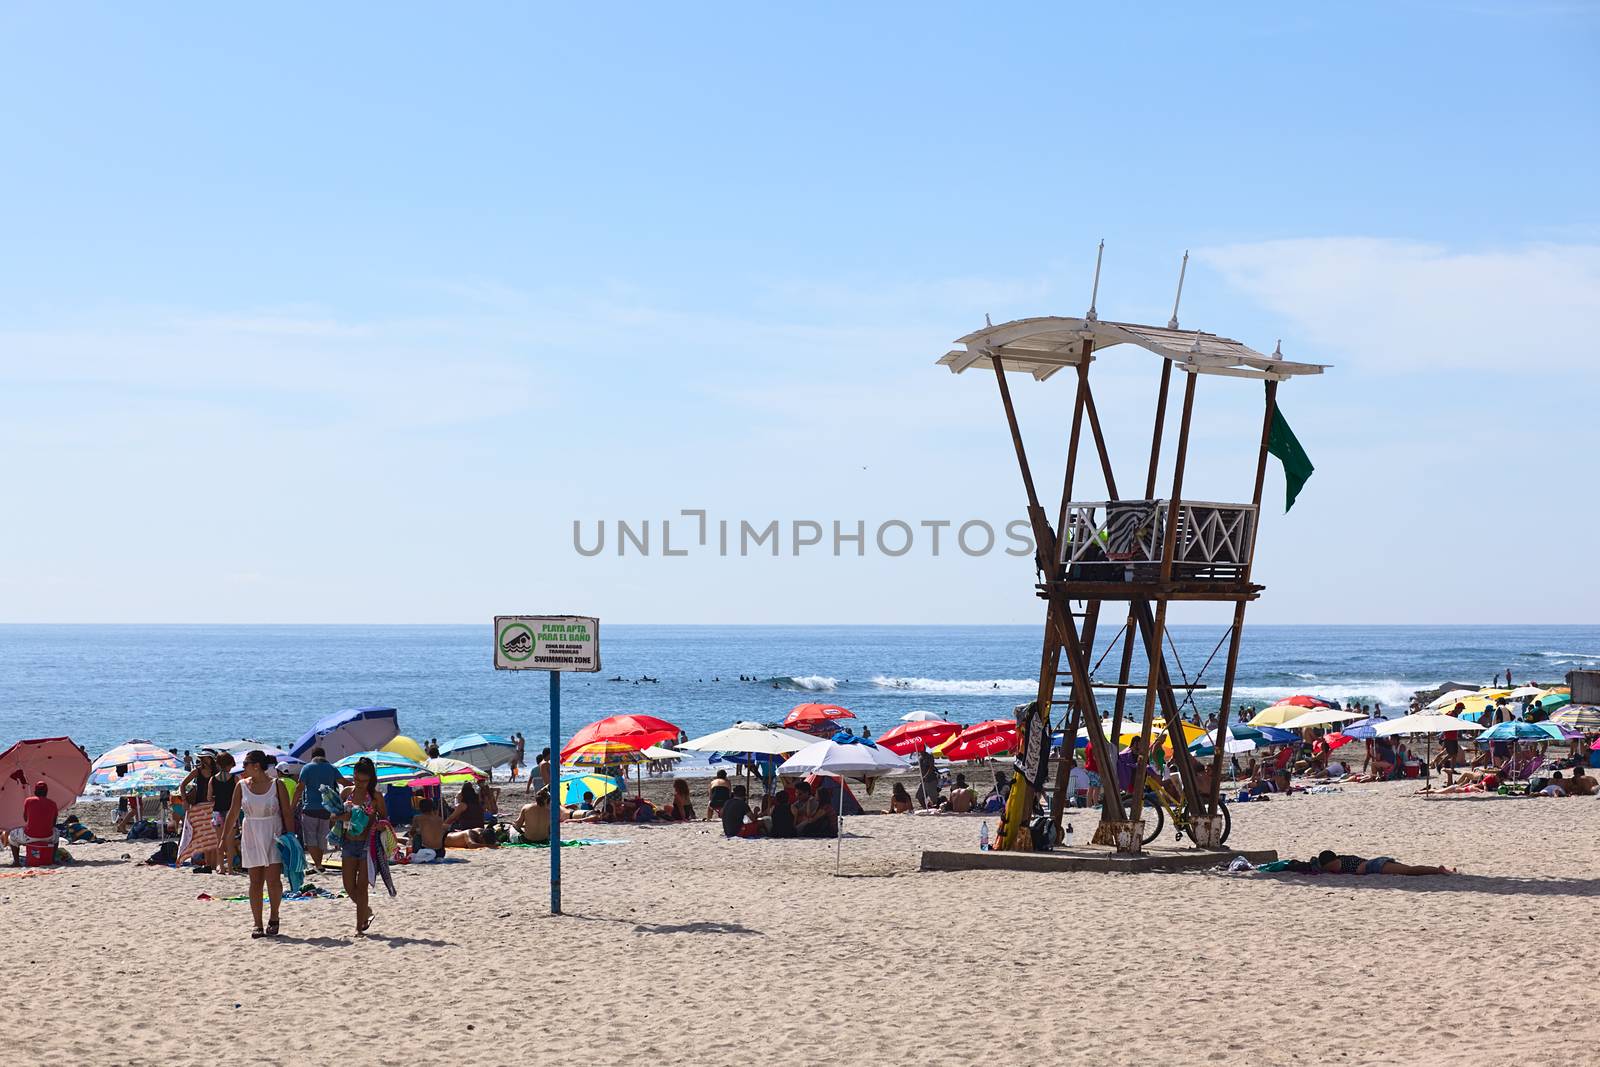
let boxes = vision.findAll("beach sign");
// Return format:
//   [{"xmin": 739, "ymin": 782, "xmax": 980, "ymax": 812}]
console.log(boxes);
[
  {"xmin": 495, "ymin": 613, "xmax": 599, "ymax": 917},
  {"xmin": 494, "ymin": 615, "xmax": 600, "ymax": 672}
]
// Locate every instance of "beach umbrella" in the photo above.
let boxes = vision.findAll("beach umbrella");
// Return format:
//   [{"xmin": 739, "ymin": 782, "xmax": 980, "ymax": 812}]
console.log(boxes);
[
  {"xmin": 0, "ymin": 737, "xmax": 92, "ymax": 828},
  {"xmin": 1188, "ymin": 729, "xmax": 1256, "ymax": 756},
  {"xmin": 381, "ymin": 735, "xmax": 430, "ymax": 763},
  {"xmin": 562, "ymin": 714, "xmax": 680, "ymax": 762},
  {"xmin": 1475, "ymin": 721, "xmax": 1550, "ymax": 743},
  {"xmin": 1477, "ymin": 688, "xmax": 1513, "ymax": 699},
  {"xmin": 89, "ymin": 740, "xmax": 180, "ymax": 785},
  {"xmin": 941, "ymin": 720, "xmax": 1019, "ymax": 762},
  {"xmin": 1247, "ymin": 705, "xmax": 1321, "ymax": 728},
  {"xmin": 1533, "ymin": 722, "xmax": 1583, "ymax": 742},
  {"xmin": 1275, "ymin": 708, "xmax": 1367, "ymax": 731},
  {"xmin": 565, "ymin": 740, "xmax": 648, "ymax": 767},
  {"xmin": 423, "ymin": 757, "xmax": 488, "ymax": 785},
  {"xmin": 678, "ymin": 723, "xmax": 818, "ymax": 757},
  {"xmin": 1372, "ymin": 714, "xmax": 1487, "ymax": 737},
  {"xmin": 200, "ymin": 739, "xmax": 304, "ymax": 770},
  {"xmin": 1426, "ymin": 689, "xmax": 1481, "ymax": 710},
  {"xmin": 783, "ymin": 703, "xmax": 856, "ymax": 731},
  {"xmin": 1549, "ymin": 705, "xmax": 1600, "ymax": 731},
  {"xmin": 559, "ymin": 772, "xmax": 622, "ymax": 808},
  {"xmin": 899, "ymin": 709, "xmax": 944, "ymax": 722},
  {"xmin": 1271, "ymin": 694, "xmax": 1339, "ymax": 710},
  {"xmin": 1445, "ymin": 694, "xmax": 1498, "ymax": 721},
  {"xmin": 877, "ymin": 719, "xmax": 962, "ymax": 755},
  {"xmin": 1329, "ymin": 716, "xmax": 1385, "ymax": 741},
  {"xmin": 642, "ymin": 746, "xmax": 685, "ymax": 761},
  {"xmin": 290, "ymin": 707, "xmax": 399, "ymax": 762},
  {"xmin": 777, "ymin": 734, "xmax": 907, "ymax": 873},
  {"xmin": 1535, "ymin": 693, "xmax": 1572, "ymax": 714},
  {"xmin": 335, "ymin": 750, "xmax": 430, "ymax": 785},
  {"xmin": 439, "ymin": 733, "xmax": 518, "ymax": 772},
  {"xmin": 105, "ymin": 765, "xmax": 189, "ymax": 795},
  {"xmin": 1506, "ymin": 686, "xmax": 1548, "ymax": 700}
]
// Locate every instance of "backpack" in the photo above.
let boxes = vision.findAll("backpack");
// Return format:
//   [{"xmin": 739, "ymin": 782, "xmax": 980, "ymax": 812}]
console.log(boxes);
[
  {"xmin": 146, "ymin": 840, "xmax": 179, "ymax": 866},
  {"xmin": 1028, "ymin": 815, "xmax": 1055, "ymax": 852}
]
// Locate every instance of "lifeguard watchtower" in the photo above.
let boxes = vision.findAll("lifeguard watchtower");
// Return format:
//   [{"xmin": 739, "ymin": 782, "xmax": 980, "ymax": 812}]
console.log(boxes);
[{"xmin": 937, "ymin": 250, "xmax": 1325, "ymax": 852}]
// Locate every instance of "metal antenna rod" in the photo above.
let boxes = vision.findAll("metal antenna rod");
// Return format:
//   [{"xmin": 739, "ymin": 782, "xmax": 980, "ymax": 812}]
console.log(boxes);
[
  {"xmin": 1167, "ymin": 249, "xmax": 1189, "ymax": 329},
  {"xmin": 1086, "ymin": 239, "xmax": 1104, "ymax": 322}
]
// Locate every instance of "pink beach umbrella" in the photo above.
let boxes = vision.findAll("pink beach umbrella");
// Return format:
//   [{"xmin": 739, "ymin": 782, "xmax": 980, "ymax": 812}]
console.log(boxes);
[{"xmin": 0, "ymin": 737, "xmax": 92, "ymax": 827}]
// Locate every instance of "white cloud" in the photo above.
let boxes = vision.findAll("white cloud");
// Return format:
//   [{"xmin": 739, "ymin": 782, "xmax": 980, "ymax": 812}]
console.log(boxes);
[{"xmin": 1198, "ymin": 238, "xmax": 1600, "ymax": 372}]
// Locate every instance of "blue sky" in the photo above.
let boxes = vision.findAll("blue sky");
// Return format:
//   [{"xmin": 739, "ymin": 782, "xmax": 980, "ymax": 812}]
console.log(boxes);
[{"xmin": 1, "ymin": 3, "xmax": 1595, "ymax": 624}]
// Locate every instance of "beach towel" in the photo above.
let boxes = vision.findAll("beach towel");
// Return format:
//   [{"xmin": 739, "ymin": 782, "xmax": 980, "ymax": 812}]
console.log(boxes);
[
  {"xmin": 178, "ymin": 801, "xmax": 217, "ymax": 865},
  {"xmin": 276, "ymin": 832, "xmax": 305, "ymax": 893},
  {"xmin": 370, "ymin": 821, "xmax": 397, "ymax": 898}
]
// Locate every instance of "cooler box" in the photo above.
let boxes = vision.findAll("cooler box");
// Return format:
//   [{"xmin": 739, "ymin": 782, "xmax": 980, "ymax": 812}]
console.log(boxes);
[{"xmin": 24, "ymin": 843, "xmax": 56, "ymax": 867}]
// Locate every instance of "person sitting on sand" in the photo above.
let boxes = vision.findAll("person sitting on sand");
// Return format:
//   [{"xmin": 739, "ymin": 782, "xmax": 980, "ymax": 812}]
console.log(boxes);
[
  {"xmin": 566, "ymin": 790, "xmax": 595, "ymax": 817},
  {"xmin": 1536, "ymin": 771, "xmax": 1568, "ymax": 797},
  {"xmin": 510, "ymin": 790, "xmax": 551, "ymax": 843},
  {"xmin": 888, "ymin": 782, "xmax": 914, "ymax": 813},
  {"xmin": 943, "ymin": 774, "xmax": 975, "ymax": 813},
  {"xmin": 706, "ymin": 771, "xmax": 732, "ymax": 820},
  {"xmin": 765, "ymin": 790, "xmax": 796, "ymax": 838},
  {"xmin": 1310, "ymin": 849, "xmax": 1455, "ymax": 876},
  {"xmin": 1566, "ymin": 766, "xmax": 1598, "ymax": 796},
  {"xmin": 443, "ymin": 783, "xmax": 486, "ymax": 833},
  {"xmin": 794, "ymin": 787, "xmax": 836, "ymax": 838},
  {"xmin": 665, "ymin": 779, "xmax": 695, "ymax": 821},
  {"xmin": 720, "ymin": 784, "xmax": 760, "ymax": 838},
  {"xmin": 409, "ymin": 796, "xmax": 447, "ymax": 856}
]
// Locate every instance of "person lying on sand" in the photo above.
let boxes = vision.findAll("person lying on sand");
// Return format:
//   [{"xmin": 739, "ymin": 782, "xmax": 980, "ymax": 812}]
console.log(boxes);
[
  {"xmin": 444, "ymin": 827, "xmax": 499, "ymax": 849},
  {"xmin": 1310, "ymin": 849, "xmax": 1455, "ymax": 876},
  {"xmin": 1440, "ymin": 761, "xmax": 1507, "ymax": 791}
]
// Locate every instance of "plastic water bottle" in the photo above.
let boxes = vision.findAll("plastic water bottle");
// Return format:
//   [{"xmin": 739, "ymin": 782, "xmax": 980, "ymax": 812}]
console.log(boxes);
[
  {"xmin": 979, "ymin": 821, "xmax": 990, "ymax": 851},
  {"xmin": 1064, "ymin": 822, "xmax": 1075, "ymax": 848}
]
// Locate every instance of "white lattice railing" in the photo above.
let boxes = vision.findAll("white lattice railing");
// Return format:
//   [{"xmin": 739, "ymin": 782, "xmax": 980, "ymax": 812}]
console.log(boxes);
[{"xmin": 1059, "ymin": 500, "xmax": 1256, "ymax": 572}]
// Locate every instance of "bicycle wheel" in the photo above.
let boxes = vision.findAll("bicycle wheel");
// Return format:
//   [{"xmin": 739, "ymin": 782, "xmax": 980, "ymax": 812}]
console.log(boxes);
[
  {"xmin": 1118, "ymin": 793, "xmax": 1164, "ymax": 844},
  {"xmin": 1181, "ymin": 798, "xmax": 1232, "ymax": 846}
]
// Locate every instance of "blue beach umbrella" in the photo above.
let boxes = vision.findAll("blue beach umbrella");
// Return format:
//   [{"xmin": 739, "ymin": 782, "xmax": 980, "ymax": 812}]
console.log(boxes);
[
  {"xmin": 439, "ymin": 733, "xmax": 518, "ymax": 772},
  {"xmin": 1476, "ymin": 721, "xmax": 1550, "ymax": 743},
  {"xmin": 1334, "ymin": 717, "xmax": 1385, "ymax": 740},
  {"xmin": 1253, "ymin": 727, "xmax": 1300, "ymax": 746},
  {"xmin": 291, "ymin": 707, "xmax": 399, "ymax": 762}
]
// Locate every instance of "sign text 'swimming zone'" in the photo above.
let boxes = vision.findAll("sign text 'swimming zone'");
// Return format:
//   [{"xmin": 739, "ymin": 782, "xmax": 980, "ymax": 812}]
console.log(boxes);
[{"xmin": 494, "ymin": 615, "xmax": 601, "ymax": 672}]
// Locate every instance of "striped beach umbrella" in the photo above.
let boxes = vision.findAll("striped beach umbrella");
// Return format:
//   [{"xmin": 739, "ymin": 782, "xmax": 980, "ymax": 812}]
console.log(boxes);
[
  {"xmin": 90, "ymin": 740, "xmax": 180, "ymax": 785},
  {"xmin": 565, "ymin": 740, "xmax": 650, "ymax": 767},
  {"xmin": 1549, "ymin": 705, "xmax": 1600, "ymax": 732}
]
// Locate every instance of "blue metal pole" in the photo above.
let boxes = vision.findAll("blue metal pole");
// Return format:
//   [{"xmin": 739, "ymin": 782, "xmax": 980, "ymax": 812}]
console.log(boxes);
[{"xmin": 550, "ymin": 670, "xmax": 561, "ymax": 915}]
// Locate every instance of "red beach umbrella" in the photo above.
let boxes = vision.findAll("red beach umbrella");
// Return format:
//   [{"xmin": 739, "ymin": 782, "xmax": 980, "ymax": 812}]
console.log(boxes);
[
  {"xmin": 0, "ymin": 737, "xmax": 91, "ymax": 828},
  {"xmin": 1269, "ymin": 694, "xmax": 1338, "ymax": 710},
  {"xmin": 876, "ymin": 719, "xmax": 961, "ymax": 755},
  {"xmin": 941, "ymin": 720, "xmax": 1019, "ymax": 762},
  {"xmin": 561, "ymin": 714, "xmax": 680, "ymax": 762},
  {"xmin": 783, "ymin": 703, "xmax": 856, "ymax": 730}
]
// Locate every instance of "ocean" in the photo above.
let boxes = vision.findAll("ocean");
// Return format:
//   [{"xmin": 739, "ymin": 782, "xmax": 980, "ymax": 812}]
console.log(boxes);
[{"xmin": 2, "ymin": 624, "xmax": 1597, "ymax": 765}]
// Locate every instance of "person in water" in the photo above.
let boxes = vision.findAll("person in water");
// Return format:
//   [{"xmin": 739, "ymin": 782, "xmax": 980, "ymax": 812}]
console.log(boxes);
[
  {"xmin": 218, "ymin": 751, "xmax": 295, "ymax": 938},
  {"xmin": 333, "ymin": 756, "xmax": 388, "ymax": 936}
]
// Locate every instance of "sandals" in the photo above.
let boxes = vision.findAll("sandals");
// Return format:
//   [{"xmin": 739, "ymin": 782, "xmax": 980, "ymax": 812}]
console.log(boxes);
[
  {"xmin": 265, "ymin": 920, "xmax": 279, "ymax": 937},
  {"xmin": 251, "ymin": 927, "xmax": 265, "ymax": 939},
  {"xmin": 356, "ymin": 906, "xmax": 372, "ymax": 935}
]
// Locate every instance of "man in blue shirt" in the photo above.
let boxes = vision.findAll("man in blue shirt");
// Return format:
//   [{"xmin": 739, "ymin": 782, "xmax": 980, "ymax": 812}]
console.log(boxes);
[{"xmin": 295, "ymin": 748, "xmax": 344, "ymax": 873}]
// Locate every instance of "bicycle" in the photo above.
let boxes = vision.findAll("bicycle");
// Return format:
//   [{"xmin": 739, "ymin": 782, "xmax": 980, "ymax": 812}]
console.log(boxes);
[{"xmin": 1117, "ymin": 770, "xmax": 1231, "ymax": 847}]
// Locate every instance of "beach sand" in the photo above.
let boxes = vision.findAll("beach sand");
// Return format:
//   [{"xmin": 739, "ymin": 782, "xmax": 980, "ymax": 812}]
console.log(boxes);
[{"xmin": 5, "ymin": 780, "xmax": 1597, "ymax": 1066}]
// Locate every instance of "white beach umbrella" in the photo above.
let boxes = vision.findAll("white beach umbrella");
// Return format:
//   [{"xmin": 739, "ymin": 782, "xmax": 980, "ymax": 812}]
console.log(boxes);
[
  {"xmin": 642, "ymin": 745, "xmax": 685, "ymax": 760},
  {"xmin": 1275, "ymin": 708, "xmax": 1367, "ymax": 731},
  {"xmin": 1191, "ymin": 729, "xmax": 1257, "ymax": 755},
  {"xmin": 899, "ymin": 710, "xmax": 943, "ymax": 722},
  {"xmin": 1373, "ymin": 714, "xmax": 1487, "ymax": 737},
  {"xmin": 777, "ymin": 738, "xmax": 908, "ymax": 874},
  {"xmin": 1506, "ymin": 686, "xmax": 1547, "ymax": 700},
  {"xmin": 678, "ymin": 723, "xmax": 819, "ymax": 756},
  {"xmin": 1426, "ymin": 689, "xmax": 1480, "ymax": 710}
]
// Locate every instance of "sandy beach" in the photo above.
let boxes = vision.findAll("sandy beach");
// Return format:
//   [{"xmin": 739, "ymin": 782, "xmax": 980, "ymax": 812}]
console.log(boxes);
[{"xmin": 6, "ymin": 780, "xmax": 1596, "ymax": 1067}]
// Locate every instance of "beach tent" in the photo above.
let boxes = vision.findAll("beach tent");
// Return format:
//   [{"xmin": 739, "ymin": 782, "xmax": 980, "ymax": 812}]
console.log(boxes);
[
  {"xmin": 777, "ymin": 734, "xmax": 906, "ymax": 873},
  {"xmin": 0, "ymin": 737, "xmax": 92, "ymax": 828},
  {"xmin": 381, "ymin": 735, "xmax": 430, "ymax": 763},
  {"xmin": 439, "ymin": 733, "xmax": 517, "ymax": 772},
  {"xmin": 290, "ymin": 707, "xmax": 399, "ymax": 762},
  {"xmin": 562, "ymin": 714, "xmax": 679, "ymax": 762},
  {"xmin": 89, "ymin": 740, "xmax": 180, "ymax": 785}
]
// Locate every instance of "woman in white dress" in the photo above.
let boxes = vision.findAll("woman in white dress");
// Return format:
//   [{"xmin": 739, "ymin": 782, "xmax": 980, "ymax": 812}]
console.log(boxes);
[{"xmin": 219, "ymin": 750, "xmax": 295, "ymax": 938}]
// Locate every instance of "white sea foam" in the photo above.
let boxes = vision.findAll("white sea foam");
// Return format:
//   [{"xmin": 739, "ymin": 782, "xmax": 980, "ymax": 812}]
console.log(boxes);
[{"xmin": 871, "ymin": 676, "xmax": 1038, "ymax": 695}]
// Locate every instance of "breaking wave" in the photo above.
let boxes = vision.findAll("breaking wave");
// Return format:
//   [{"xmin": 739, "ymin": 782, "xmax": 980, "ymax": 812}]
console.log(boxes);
[
  {"xmin": 761, "ymin": 675, "xmax": 839, "ymax": 691},
  {"xmin": 1230, "ymin": 680, "xmax": 1422, "ymax": 709}
]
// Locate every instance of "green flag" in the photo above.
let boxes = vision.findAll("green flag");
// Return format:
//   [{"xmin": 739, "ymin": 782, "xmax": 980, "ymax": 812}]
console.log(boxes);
[{"xmin": 1265, "ymin": 388, "xmax": 1314, "ymax": 512}]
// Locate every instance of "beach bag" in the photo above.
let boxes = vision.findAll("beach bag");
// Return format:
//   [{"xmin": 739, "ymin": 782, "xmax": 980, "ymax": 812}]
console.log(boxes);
[
  {"xmin": 146, "ymin": 840, "xmax": 179, "ymax": 866},
  {"xmin": 1029, "ymin": 815, "xmax": 1055, "ymax": 851}
]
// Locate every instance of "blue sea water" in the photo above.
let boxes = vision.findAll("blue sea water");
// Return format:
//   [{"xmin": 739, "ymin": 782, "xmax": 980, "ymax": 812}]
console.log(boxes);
[{"xmin": 0, "ymin": 624, "xmax": 1596, "ymax": 763}]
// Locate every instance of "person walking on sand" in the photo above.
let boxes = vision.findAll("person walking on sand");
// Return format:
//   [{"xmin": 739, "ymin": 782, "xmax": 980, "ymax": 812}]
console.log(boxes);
[
  {"xmin": 333, "ymin": 756, "xmax": 388, "ymax": 936},
  {"xmin": 219, "ymin": 751, "xmax": 295, "ymax": 938},
  {"xmin": 295, "ymin": 747, "xmax": 343, "ymax": 873}
]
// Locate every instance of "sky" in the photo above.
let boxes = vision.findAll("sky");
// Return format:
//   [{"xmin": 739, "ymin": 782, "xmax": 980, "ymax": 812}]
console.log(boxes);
[{"xmin": 0, "ymin": 2, "xmax": 1596, "ymax": 625}]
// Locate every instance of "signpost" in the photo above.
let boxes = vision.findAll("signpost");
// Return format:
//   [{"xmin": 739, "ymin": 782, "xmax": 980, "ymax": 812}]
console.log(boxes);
[{"xmin": 495, "ymin": 615, "xmax": 600, "ymax": 915}]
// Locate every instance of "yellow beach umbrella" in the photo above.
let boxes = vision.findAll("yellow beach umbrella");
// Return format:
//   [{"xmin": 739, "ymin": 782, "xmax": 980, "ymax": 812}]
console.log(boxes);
[
  {"xmin": 1477, "ymin": 689, "xmax": 1512, "ymax": 700},
  {"xmin": 1450, "ymin": 694, "xmax": 1498, "ymax": 719},
  {"xmin": 381, "ymin": 735, "xmax": 429, "ymax": 763},
  {"xmin": 1248, "ymin": 705, "xmax": 1315, "ymax": 728}
]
